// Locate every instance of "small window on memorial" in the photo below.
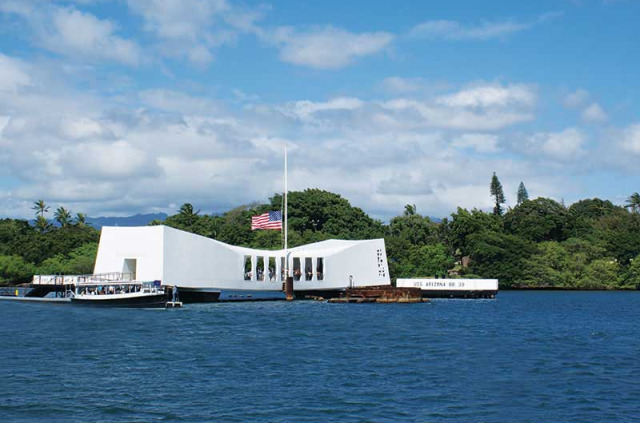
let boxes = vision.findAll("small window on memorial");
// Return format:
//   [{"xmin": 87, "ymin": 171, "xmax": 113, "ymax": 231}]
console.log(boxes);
[
  {"xmin": 256, "ymin": 257, "xmax": 265, "ymax": 281},
  {"xmin": 317, "ymin": 258, "xmax": 324, "ymax": 281},
  {"xmin": 305, "ymin": 257, "xmax": 313, "ymax": 280},
  {"xmin": 293, "ymin": 257, "xmax": 301, "ymax": 281},
  {"xmin": 243, "ymin": 256, "xmax": 251, "ymax": 280},
  {"xmin": 268, "ymin": 257, "xmax": 276, "ymax": 281}
]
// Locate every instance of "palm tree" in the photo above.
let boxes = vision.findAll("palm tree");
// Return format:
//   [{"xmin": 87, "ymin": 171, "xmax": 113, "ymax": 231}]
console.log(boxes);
[
  {"xmin": 179, "ymin": 203, "xmax": 200, "ymax": 217},
  {"xmin": 75, "ymin": 212, "xmax": 87, "ymax": 226},
  {"xmin": 31, "ymin": 199, "xmax": 49, "ymax": 217},
  {"xmin": 54, "ymin": 207, "xmax": 72, "ymax": 227},
  {"xmin": 34, "ymin": 215, "xmax": 52, "ymax": 233},
  {"xmin": 626, "ymin": 192, "xmax": 640, "ymax": 213}
]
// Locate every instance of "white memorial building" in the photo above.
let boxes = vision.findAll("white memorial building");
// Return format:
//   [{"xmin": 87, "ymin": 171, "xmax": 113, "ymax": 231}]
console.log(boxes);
[{"xmin": 93, "ymin": 225, "xmax": 391, "ymax": 301}]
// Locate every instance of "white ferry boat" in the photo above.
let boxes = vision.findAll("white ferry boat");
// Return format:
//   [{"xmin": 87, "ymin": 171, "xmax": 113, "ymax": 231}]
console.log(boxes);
[{"xmin": 71, "ymin": 280, "xmax": 168, "ymax": 308}]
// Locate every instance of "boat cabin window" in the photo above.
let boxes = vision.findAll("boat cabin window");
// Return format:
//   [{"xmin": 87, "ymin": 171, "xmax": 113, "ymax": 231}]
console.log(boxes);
[
  {"xmin": 243, "ymin": 256, "xmax": 251, "ymax": 280},
  {"xmin": 293, "ymin": 257, "xmax": 301, "ymax": 281},
  {"xmin": 317, "ymin": 258, "xmax": 324, "ymax": 280}
]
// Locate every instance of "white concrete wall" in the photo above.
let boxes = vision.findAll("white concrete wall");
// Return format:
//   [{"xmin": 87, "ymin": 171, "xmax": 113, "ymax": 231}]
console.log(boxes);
[
  {"xmin": 162, "ymin": 226, "xmax": 246, "ymax": 288},
  {"xmin": 396, "ymin": 278, "xmax": 499, "ymax": 291},
  {"xmin": 296, "ymin": 238, "xmax": 390, "ymax": 290},
  {"xmin": 93, "ymin": 226, "xmax": 164, "ymax": 282}
]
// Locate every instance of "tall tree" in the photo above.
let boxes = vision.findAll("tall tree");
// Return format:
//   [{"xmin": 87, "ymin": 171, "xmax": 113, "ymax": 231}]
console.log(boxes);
[
  {"xmin": 490, "ymin": 172, "xmax": 506, "ymax": 216},
  {"xmin": 403, "ymin": 204, "xmax": 417, "ymax": 216},
  {"xmin": 54, "ymin": 207, "xmax": 72, "ymax": 227},
  {"xmin": 31, "ymin": 199, "xmax": 49, "ymax": 218},
  {"xmin": 179, "ymin": 203, "xmax": 200, "ymax": 217},
  {"xmin": 34, "ymin": 215, "xmax": 52, "ymax": 233},
  {"xmin": 75, "ymin": 213, "xmax": 87, "ymax": 226},
  {"xmin": 517, "ymin": 182, "xmax": 529, "ymax": 205},
  {"xmin": 626, "ymin": 192, "xmax": 640, "ymax": 213}
]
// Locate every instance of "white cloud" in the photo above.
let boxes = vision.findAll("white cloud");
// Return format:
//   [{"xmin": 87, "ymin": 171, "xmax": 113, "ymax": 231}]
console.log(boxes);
[
  {"xmin": 436, "ymin": 83, "xmax": 536, "ymax": 108},
  {"xmin": 379, "ymin": 77, "xmax": 424, "ymax": 94},
  {"xmin": 376, "ymin": 172, "xmax": 434, "ymax": 196},
  {"xmin": 125, "ymin": 0, "xmax": 265, "ymax": 65},
  {"xmin": 409, "ymin": 13, "xmax": 561, "ymax": 40},
  {"xmin": 581, "ymin": 102, "xmax": 608, "ymax": 123},
  {"xmin": 269, "ymin": 26, "xmax": 394, "ymax": 69},
  {"xmin": 0, "ymin": 4, "xmax": 142, "ymax": 65},
  {"xmin": 619, "ymin": 123, "xmax": 640, "ymax": 154},
  {"xmin": 127, "ymin": 0, "xmax": 229, "ymax": 41},
  {"xmin": 527, "ymin": 128, "xmax": 586, "ymax": 160},
  {"xmin": 0, "ymin": 54, "xmax": 31, "ymax": 92},
  {"xmin": 258, "ymin": 85, "xmax": 535, "ymax": 133},
  {"xmin": 61, "ymin": 141, "xmax": 161, "ymax": 180},
  {"xmin": 280, "ymin": 97, "xmax": 364, "ymax": 121},
  {"xmin": 562, "ymin": 90, "xmax": 608, "ymax": 124},
  {"xmin": 451, "ymin": 133, "xmax": 500, "ymax": 153},
  {"xmin": 187, "ymin": 45, "xmax": 215, "ymax": 65},
  {"xmin": 139, "ymin": 89, "xmax": 221, "ymax": 115},
  {"xmin": 0, "ymin": 53, "xmax": 591, "ymax": 220},
  {"xmin": 410, "ymin": 19, "xmax": 528, "ymax": 40},
  {"xmin": 563, "ymin": 89, "xmax": 590, "ymax": 109},
  {"xmin": 381, "ymin": 98, "xmax": 534, "ymax": 131},
  {"xmin": 49, "ymin": 8, "xmax": 141, "ymax": 64},
  {"xmin": 59, "ymin": 117, "xmax": 114, "ymax": 140}
]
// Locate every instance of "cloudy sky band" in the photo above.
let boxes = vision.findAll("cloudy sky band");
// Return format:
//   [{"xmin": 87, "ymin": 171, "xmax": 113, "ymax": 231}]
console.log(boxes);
[{"xmin": 0, "ymin": 0, "xmax": 638, "ymax": 220}]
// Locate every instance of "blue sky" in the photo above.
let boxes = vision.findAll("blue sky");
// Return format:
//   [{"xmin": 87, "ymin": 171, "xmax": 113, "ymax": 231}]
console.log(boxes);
[{"xmin": 0, "ymin": 0, "xmax": 638, "ymax": 220}]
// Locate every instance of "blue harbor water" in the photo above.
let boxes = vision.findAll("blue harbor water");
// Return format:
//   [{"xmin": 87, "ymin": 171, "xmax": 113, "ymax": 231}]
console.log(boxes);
[{"xmin": 1, "ymin": 291, "xmax": 639, "ymax": 422}]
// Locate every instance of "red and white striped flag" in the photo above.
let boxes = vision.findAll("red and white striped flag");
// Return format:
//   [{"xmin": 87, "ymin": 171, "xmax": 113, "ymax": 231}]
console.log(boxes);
[{"xmin": 251, "ymin": 211, "xmax": 282, "ymax": 230}]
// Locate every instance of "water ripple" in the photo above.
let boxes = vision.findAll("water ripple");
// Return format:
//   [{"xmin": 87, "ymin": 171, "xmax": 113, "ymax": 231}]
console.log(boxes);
[{"xmin": 0, "ymin": 292, "xmax": 639, "ymax": 422}]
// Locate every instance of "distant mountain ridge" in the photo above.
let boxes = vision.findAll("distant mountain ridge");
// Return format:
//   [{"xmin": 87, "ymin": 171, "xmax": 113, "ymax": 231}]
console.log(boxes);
[{"xmin": 86, "ymin": 213, "xmax": 168, "ymax": 229}]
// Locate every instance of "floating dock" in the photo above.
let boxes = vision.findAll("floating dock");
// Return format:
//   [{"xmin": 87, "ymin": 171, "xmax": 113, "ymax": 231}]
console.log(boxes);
[
  {"xmin": 0, "ymin": 284, "xmax": 71, "ymax": 303},
  {"xmin": 396, "ymin": 278, "xmax": 498, "ymax": 299},
  {"xmin": 0, "ymin": 296, "xmax": 71, "ymax": 304},
  {"xmin": 328, "ymin": 286, "xmax": 426, "ymax": 303}
]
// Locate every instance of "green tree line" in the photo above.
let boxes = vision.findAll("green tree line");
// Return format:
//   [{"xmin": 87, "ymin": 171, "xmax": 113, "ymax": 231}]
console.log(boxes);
[
  {"xmin": 1, "ymin": 184, "xmax": 639, "ymax": 289},
  {"xmin": 0, "ymin": 201, "xmax": 98, "ymax": 284}
]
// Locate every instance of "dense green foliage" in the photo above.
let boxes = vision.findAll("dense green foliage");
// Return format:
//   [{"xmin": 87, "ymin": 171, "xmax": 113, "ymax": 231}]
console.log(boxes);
[
  {"xmin": 0, "ymin": 199, "xmax": 100, "ymax": 285},
  {"xmin": 151, "ymin": 189, "xmax": 639, "ymax": 290},
  {"xmin": 0, "ymin": 190, "xmax": 639, "ymax": 290}
]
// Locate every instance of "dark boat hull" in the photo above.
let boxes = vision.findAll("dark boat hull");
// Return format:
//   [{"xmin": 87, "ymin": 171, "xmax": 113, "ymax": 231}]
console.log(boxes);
[
  {"xmin": 71, "ymin": 293, "xmax": 169, "ymax": 308},
  {"xmin": 177, "ymin": 288, "xmax": 286, "ymax": 302},
  {"xmin": 176, "ymin": 289, "xmax": 221, "ymax": 303}
]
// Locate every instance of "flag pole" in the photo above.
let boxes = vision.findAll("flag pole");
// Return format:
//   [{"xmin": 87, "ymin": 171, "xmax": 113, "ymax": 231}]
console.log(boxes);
[
  {"xmin": 283, "ymin": 146, "xmax": 294, "ymax": 300},
  {"xmin": 284, "ymin": 146, "xmax": 288, "ymax": 252}
]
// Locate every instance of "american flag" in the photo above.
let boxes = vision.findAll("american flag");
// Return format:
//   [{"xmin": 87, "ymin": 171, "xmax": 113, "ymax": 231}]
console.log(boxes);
[{"xmin": 251, "ymin": 211, "xmax": 282, "ymax": 230}]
